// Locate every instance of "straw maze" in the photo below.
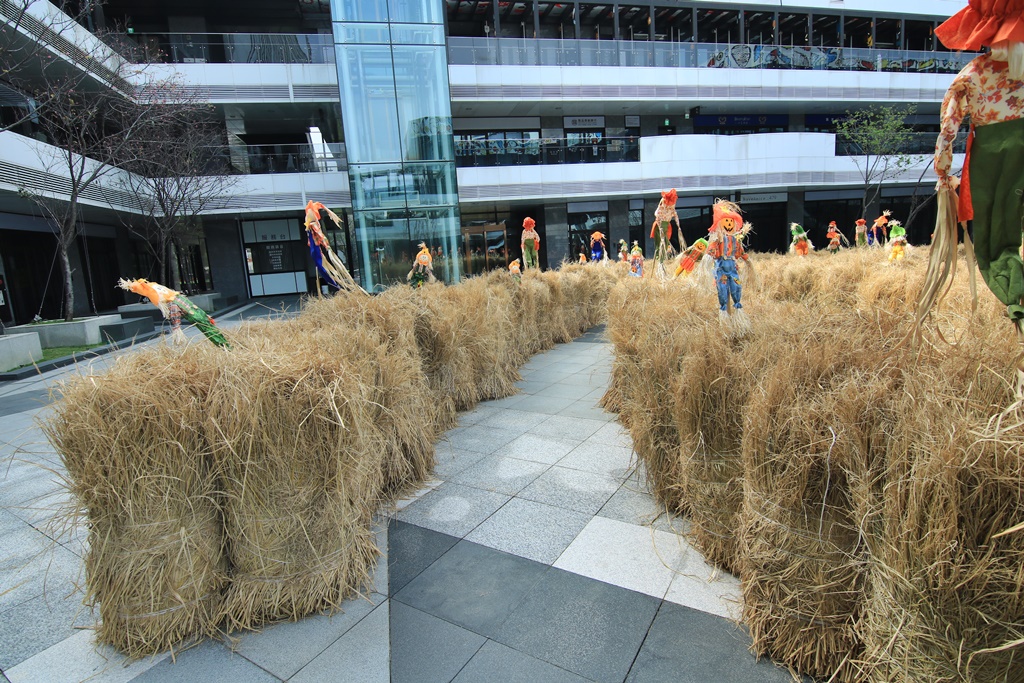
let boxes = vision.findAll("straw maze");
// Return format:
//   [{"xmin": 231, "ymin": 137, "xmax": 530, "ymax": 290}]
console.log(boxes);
[
  {"xmin": 48, "ymin": 251, "xmax": 1024, "ymax": 681},
  {"xmin": 605, "ymin": 249, "xmax": 1024, "ymax": 682}
]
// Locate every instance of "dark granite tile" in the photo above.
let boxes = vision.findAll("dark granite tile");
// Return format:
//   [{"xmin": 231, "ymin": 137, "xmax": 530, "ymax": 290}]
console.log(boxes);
[
  {"xmin": 495, "ymin": 567, "xmax": 660, "ymax": 683},
  {"xmin": 387, "ymin": 520, "xmax": 459, "ymax": 596},
  {"xmin": 452, "ymin": 640, "xmax": 591, "ymax": 683},
  {"xmin": 0, "ymin": 390, "xmax": 52, "ymax": 419},
  {"xmin": 389, "ymin": 601, "xmax": 485, "ymax": 683},
  {"xmin": 394, "ymin": 539, "xmax": 548, "ymax": 638},
  {"xmin": 625, "ymin": 601, "xmax": 797, "ymax": 683}
]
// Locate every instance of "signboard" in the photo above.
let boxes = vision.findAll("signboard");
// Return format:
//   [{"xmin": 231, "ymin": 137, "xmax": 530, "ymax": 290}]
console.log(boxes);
[
  {"xmin": 624, "ymin": 115, "xmax": 640, "ymax": 128},
  {"xmin": 694, "ymin": 114, "xmax": 788, "ymax": 127},
  {"xmin": 741, "ymin": 192, "xmax": 788, "ymax": 204},
  {"xmin": 564, "ymin": 116, "xmax": 605, "ymax": 129}
]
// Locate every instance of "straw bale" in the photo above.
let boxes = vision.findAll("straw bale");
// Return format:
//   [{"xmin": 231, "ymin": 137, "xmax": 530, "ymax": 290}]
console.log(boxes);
[
  {"xmin": 206, "ymin": 319, "xmax": 393, "ymax": 630},
  {"xmin": 861, "ymin": 331, "xmax": 1024, "ymax": 683},
  {"xmin": 46, "ymin": 344, "xmax": 227, "ymax": 656}
]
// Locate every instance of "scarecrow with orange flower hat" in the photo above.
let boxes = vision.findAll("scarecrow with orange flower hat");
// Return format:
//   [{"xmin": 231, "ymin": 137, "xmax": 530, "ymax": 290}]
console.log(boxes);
[
  {"xmin": 854, "ymin": 218, "xmax": 869, "ymax": 248},
  {"xmin": 826, "ymin": 221, "xmax": 849, "ymax": 254},
  {"xmin": 521, "ymin": 217, "xmax": 541, "ymax": 269},
  {"xmin": 651, "ymin": 189, "xmax": 682, "ymax": 273},
  {"xmin": 707, "ymin": 199, "xmax": 751, "ymax": 321},
  {"xmin": 869, "ymin": 210, "xmax": 890, "ymax": 247},
  {"xmin": 407, "ymin": 242, "xmax": 436, "ymax": 287},
  {"xmin": 922, "ymin": 0, "xmax": 1024, "ymax": 331}
]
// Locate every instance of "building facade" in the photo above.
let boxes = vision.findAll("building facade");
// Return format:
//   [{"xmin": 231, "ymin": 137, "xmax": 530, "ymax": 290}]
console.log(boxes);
[{"xmin": 0, "ymin": 0, "xmax": 970, "ymax": 324}]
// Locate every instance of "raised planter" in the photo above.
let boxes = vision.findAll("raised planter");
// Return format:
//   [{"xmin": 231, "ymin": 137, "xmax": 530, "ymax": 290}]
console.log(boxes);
[
  {"xmin": 0, "ymin": 332, "xmax": 43, "ymax": 372},
  {"xmin": 117, "ymin": 303, "xmax": 164, "ymax": 323},
  {"xmin": 9, "ymin": 314, "xmax": 124, "ymax": 347}
]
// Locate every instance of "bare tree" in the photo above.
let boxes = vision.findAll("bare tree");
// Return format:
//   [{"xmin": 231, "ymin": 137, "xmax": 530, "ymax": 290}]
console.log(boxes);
[
  {"xmin": 835, "ymin": 104, "xmax": 920, "ymax": 217},
  {"xmin": 19, "ymin": 54, "xmax": 200, "ymax": 320},
  {"xmin": 117, "ymin": 108, "xmax": 237, "ymax": 290}
]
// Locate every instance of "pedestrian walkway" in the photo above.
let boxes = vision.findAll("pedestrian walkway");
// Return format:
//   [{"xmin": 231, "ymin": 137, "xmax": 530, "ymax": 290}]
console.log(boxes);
[{"xmin": 0, "ymin": 323, "xmax": 795, "ymax": 682}]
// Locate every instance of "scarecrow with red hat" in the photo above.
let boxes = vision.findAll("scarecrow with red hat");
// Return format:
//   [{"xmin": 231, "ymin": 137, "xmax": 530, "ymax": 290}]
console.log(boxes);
[
  {"xmin": 923, "ymin": 0, "xmax": 1024, "ymax": 330},
  {"xmin": 826, "ymin": 221, "xmax": 848, "ymax": 254},
  {"xmin": 521, "ymin": 217, "xmax": 541, "ymax": 269},
  {"xmin": 651, "ymin": 189, "xmax": 682, "ymax": 274},
  {"xmin": 855, "ymin": 218, "xmax": 869, "ymax": 248},
  {"xmin": 707, "ymin": 199, "xmax": 750, "ymax": 320}
]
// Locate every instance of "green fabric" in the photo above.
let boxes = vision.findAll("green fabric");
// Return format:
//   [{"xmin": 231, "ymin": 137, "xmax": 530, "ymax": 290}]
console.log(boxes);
[
  {"xmin": 175, "ymin": 295, "xmax": 230, "ymax": 348},
  {"xmin": 969, "ymin": 117, "xmax": 1024, "ymax": 321},
  {"xmin": 523, "ymin": 238, "xmax": 538, "ymax": 269}
]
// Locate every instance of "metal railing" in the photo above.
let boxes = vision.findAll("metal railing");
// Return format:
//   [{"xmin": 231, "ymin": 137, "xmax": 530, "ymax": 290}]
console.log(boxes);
[
  {"xmin": 126, "ymin": 32, "xmax": 335, "ymax": 64},
  {"xmin": 217, "ymin": 142, "xmax": 347, "ymax": 174},
  {"xmin": 448, "ymin": 37, "xmax": 977, "ymax": 74},
  {"xmin": 835, "ymin": 131, "xmax": 968, "ymax": 157},
  {"xmin": 455, "ymin": 136, "xmax": 640, "ymax": 167}
]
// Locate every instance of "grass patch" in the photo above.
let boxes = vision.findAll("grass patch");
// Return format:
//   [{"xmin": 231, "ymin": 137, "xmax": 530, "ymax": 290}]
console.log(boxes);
[{"xmin": 8, "ymin": 344, "xmax": 106, "ymax": 371}]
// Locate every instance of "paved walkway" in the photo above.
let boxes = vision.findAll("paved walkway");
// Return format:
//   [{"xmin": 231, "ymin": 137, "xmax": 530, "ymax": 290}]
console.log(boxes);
[{"xmin": 0, "ymin": 317, "xmax": 794, "ymax": 682}]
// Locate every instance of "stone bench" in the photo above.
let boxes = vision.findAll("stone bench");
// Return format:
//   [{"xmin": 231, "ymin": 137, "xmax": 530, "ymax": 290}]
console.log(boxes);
[
  {"xmin": 0, "ymin": 332, "xmax": 43, "ymax": 372},
  {"xmin": 99, "ymin": 317, "xmax": 155, "ymax": 344}
]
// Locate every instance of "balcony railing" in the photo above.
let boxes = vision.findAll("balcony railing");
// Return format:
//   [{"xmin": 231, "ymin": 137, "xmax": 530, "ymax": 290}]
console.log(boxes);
[
  {"xmin": 456, "ymin": 136, "xmax": 640, "ymax": 167},
  {"xmin": 219, "ymin": 142, "xmax": 347, "ymax": 175},
  {"xmin": 835, "ymin": 131, "xmax": 968, "ymax": 157},
  {"xmin": 448, "ymin": 37, "xmax": 977, "ymax": 74},
  {"xmin": 127, "ymin": 33, "xmax": 335, "ymax": 64}
]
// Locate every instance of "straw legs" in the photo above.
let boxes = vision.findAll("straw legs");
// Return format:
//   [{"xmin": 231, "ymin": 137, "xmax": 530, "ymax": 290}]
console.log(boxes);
[{"xmin": 715, "ymin": 259, "xmax": 743, "ymax": 312}]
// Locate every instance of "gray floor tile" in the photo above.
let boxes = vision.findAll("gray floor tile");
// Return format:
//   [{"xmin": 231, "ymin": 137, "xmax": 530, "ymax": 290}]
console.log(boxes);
[
  {"xmin": 232, "ymin": 593, "xmax": 384, "ymax": 680},
  {"xmin": 394, "ymin": 540, "xmax": 548, "ymax": 638},
  {"xmin": 456, "ymin": 405, "xmax": 504, "ymax": 426},
  {"xmin": 535, "ymin": 383, "xmax": 595, "ymax": 400},
  {"xmin": 290, "ymin": 601, "xmax": 389, "ymax": 683},
  {"xmin": 625, "ymin": 602, "xmax": 796, "ymax": 683},
  {"xmin": 589, "ymin": 421, "xmax": 633, "ymax": 449},
  {"xmin": 480, "ymin": 393, "xmax": 528, "ymax": 409},
  {"xmin": 452, "ymin": 640, "xmax": 591, "ymax": 683},
  {"xmin": 513, "ymin": 395, "xmax": 577, "ymax": 415},
  {"xmin": 443, "ymin": 425, "xmax": 522, "ymax": 455},
  {"xmin": 558, "ymin": 439, "xmax": 636, "ymax": 480},
  {"xmin": 557, "ymin": 401, "xmax": 616, "ymax": 422},
  {"xmin": 432, "ymin": 443, "xmax": 488, "ymax": 480},
  {"xmin": 387, "ymin": 520, "xmax": 459, "ymax": 595},
  {"xmin": 394, "ymin": 482, "xmax": 510, "ymax": 538},
  {"xmin": 465, "ymin": 498, "xmax": 590, "ymax": 564},
  {"xmin": 491, "ymin": 433, "xmax": 583, "ymax": 465},
  {"xmin": 518, "ymin": 466, "xmax": 620, "ymax": 516},
  {"xmin": 447, "ymin": 455, "xmax": 549, "ymax": 496},
  {"xmin": 475, "ymin": 409, "xmax": 542, "ymax": 436},
  {"xmin": 531, "ymin": 415, "xmax": 607, "ymax": 441},
  {"xmin": 598, "ymin": 483, "xmax": 680, "ymax": 531},
  {"xmin": 0, "ymin": 529, "xmax": 82, "ymax": 614},
  {"xmin": 130, "ymin": 639, "xmax": 280, "ymax": 683},
  {"xmin": 390, "ymin": 601, "xmax": 486, "ymax": 683},
  {"xmin": 0, "ymin": 592, "xmax": 94, "ymax": 671},
  {"xmin": 515, "ymin": 379, "xmax": 555, "ymax": 395},
  {"xmin": 495, "ymin": 568, "xmax": 661, "ymax": 683}
]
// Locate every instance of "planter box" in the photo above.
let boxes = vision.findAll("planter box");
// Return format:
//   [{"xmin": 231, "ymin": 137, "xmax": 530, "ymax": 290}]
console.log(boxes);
[
  {"xmin": 117, "ymin": 303, "xmax": 164, "ymax": 323},
  {"xmin": 0, "ymin": 332, "xmax": 43, "ymax": 372},
  {"xmin": 9, "ymin": 314, "xmax": 123, "ymax": 347}
]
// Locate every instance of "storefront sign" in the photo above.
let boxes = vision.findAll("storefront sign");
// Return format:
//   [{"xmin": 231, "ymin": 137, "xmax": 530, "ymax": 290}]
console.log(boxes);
[
  {"xmin": 564, "ymin": 116, "xmax": 605, "ymax": 129},
  {"xmin": 624, "ymin": 115, "xmax": 640, "ymax": 128},
  {"xmin": 742, "ymin": 192, "xmax": 788, "ymax": 204}
]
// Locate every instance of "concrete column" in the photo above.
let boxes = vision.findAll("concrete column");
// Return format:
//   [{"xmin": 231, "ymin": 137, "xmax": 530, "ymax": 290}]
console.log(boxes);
[{"xmin": 543, "ymin": 204, "xmax": 569, "ymax": 267}]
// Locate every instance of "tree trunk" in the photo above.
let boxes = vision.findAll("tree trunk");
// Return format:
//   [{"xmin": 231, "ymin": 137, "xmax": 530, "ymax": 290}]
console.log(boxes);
[{"xmin": 58, "ymin": 236, "xmax": 74, "ymax": 321}]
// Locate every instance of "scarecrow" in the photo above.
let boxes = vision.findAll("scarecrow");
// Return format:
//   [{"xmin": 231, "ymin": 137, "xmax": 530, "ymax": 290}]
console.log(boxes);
[
  {"xmin": 888, "ymin": 220, "xmax": 909, "ymax": 262},
  {"xmin": 618, "ymin": 239, "xmax": 629, "ymax": 262},
  {"xmin": 650, "ymin": 188, "xmax": 682, "ymax": 273},
  {"xmin": 855, "ymin": 218, "xmax": 869, "ymax": 248},
  {"xmin": 590, "ymin": 231, "xmax": 607, "ymax": 263},
  {"xmin": 825, "ymin": 221, "xmax": 848, "ymax": 254},
  {"xmin": 578, "ymin": 251, "xmax": 588, "ymax": 264},
  {"xmin": 869, "ymin": 210, "xmax": 890, "ymax": 246},
  {"xmin": 628, "ymin": 240, "xmax": 644, "ymax": 277},
  {"xmin": 923, "ymin": 0, "xmax": 1024, "ymax": 332},
  {"xmin": 303, "ymin": 200, "xmax": 359, "ymax": 292},
  {"xmin": 407, "ymin": 242, "xmax": 436, "ymax": 287},
  {"xmin": 118, "ymin": 278, "xmax": 229, "ymax": 348},
  {"xmin": 789, "ymin": 223, "xmax": 813, "ymax": 256},
  {"xmin": 521, "ymin": 217, "xmax": 541, "ymax": 269},
  {"xmin": 707, "ymin": 199, "xmax": 751, "ymax": 320},
  {"xmin": 674, "ymin": 238, "xmax": 709, "ymax": 278},
  {"xmin": 508, "ymin": 258, "xmax": 521, "ymax": 281}
]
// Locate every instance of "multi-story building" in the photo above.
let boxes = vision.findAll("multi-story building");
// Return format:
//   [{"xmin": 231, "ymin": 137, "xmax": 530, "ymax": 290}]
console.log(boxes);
[{"xmin": 0, "ymin": 0, "xmax": 970, "ymax": 325}]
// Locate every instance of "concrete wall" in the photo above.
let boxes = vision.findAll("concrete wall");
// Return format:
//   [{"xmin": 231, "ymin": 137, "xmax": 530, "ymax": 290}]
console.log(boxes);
[{"xmin": 204, "ymin": 219, "xmax": 250, "ymax": 303}]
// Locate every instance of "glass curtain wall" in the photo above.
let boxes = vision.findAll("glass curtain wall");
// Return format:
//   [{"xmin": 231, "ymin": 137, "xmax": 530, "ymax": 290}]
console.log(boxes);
[{"xmin": 332, "ymin": 0, "xmax": 462, "ymax": 291}]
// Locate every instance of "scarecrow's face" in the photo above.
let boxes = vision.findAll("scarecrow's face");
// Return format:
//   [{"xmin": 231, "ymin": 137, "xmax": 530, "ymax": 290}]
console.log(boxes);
[
  {"xmin": 694, "ymin": 241, "xmax": 708, "ymax": 254},
  {"xmin": 720, "ymin": 216, "xmax": 738, "ymax": 233}
]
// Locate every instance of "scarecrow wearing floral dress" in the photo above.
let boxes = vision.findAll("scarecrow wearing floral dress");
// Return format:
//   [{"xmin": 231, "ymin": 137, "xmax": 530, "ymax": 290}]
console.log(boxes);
[
  {"xmin": 923, "ymin": 0, "xmax": 1024, "ymax": 330},
  {"xmin": 650, "ymin": 189, "xmax": 682, "ymax": 273},
  {"xmin": 521, "ymin": 217, "xmax": 541, "ymax": 269},
  {"xmin": 855, "ymin": 218, "xmax": 869, "ymax": 248},
  {"xmin": 407, "ymin": 243, "xmax": 436, "ymax": 287},
  {"xmin": 628, "ymin": 240, "xmax": 644, "ymax": 277},
  {"xmin": 826, "ymin": 221, "xmax": 848, "ymax": 254}
]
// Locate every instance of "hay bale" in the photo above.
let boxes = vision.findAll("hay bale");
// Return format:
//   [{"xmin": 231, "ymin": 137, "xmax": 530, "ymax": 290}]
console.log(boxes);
[
  {"xmin": 206, "ymin": 320, "xmax": 395, "ymax": 630},
  {"xmin": 46, "ymin": 345, "xmax": 227, "ymax": 656},
  {"xmin": 739, "ymin": 315, "xmax": 901, "ymax": 682},
  {"xmin": 861, "ymin": 333, "xmax": 1024, "ymax": 683}
]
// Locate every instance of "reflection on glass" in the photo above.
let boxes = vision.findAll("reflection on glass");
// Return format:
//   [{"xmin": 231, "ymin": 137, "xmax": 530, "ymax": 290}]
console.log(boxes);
[
  {"xmin": 394, "ymin": 45, "xmax": 455, "ymax": 162},
  {"xmin": 387, "ymin": 0, "xmax": 442, "ymax": 25},
  {"xmin": 336, "ymin": 46, "xmax": 401, "ymax": 163},
  {"xmin": 334, "ymin": 0, "xmax": 388, "ymax": 22}
]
